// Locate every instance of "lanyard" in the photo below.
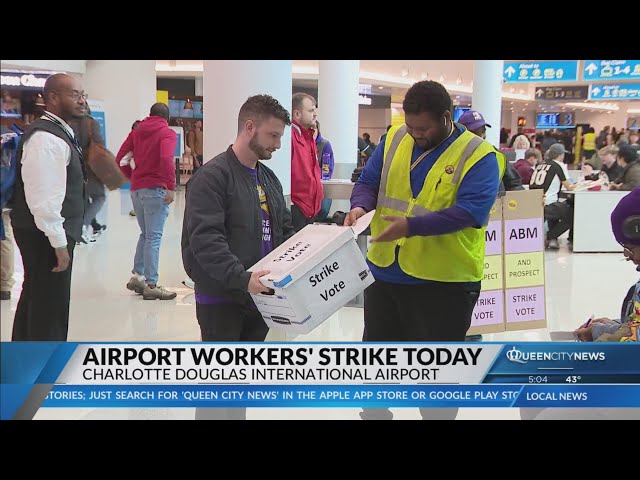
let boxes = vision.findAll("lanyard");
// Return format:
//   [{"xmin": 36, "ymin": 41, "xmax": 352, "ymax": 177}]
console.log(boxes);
[{"xmin": 43, "ymin": 113, "xmax": 88, "ymax": 182}]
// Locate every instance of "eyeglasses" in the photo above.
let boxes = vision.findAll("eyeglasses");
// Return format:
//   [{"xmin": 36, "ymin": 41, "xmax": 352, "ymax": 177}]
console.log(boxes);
[{"xmin": 54, "ymin": 90, "xmax": 88, "ymax": 101}]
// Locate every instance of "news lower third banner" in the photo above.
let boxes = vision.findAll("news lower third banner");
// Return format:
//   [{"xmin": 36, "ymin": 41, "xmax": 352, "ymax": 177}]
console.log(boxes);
[{"xmin": 1, "ymin": 342, "xmax": 639, "ymax": 419}]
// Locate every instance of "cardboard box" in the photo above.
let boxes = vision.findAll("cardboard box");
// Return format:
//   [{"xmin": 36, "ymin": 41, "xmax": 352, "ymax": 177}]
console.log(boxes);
[
  {"xmin": 468, "ymin": 199, "xmax": 506, "ymax": 335},
  {"xmin": 502, "ymin": 190, "xmax": 547, "ymax": 332},
  {"xmin": 249, "ymin": 211, "xmax": 375, "ymax": 334}
]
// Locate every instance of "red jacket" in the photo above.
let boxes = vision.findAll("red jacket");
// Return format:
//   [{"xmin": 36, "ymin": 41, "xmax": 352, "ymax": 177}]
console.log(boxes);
[
  {"xmin": 115, "ymin": 116, "xmax": 177, "ymax": 191},
  {"xmin": 513, "ymin": 158, "xmax": 534, "ymax": 185},
  {"xmin": 291, "ymin": 121, "xmax": 322, "ymax": 219}
]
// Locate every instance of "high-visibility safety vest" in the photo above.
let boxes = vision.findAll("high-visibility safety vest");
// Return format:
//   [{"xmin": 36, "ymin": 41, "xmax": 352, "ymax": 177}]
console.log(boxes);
[{"xmin": 368, "ymin": 124, "xmax": 505, "ymax": 282}]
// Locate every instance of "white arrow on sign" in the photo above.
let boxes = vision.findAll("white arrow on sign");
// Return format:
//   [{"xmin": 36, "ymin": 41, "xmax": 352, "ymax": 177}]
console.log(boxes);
[
  {"xmin": 505, "ymin": 66, "xmax": 516, "ymax": 77},
  {"xmin": 535, "ymin": 89, "xmax": 544, "ymax": 97},
  {"xmin": 585, "ymin": 63, "xmax": 598, "ymax": 75},
  {"xmin": 591, "ymin": 87, "xmax": 601, "ymax": 96}
]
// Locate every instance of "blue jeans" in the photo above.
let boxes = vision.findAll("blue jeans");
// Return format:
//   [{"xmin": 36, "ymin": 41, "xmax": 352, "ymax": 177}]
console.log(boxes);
[{"xmin": 131, "ymin": 188, "xmax": 170, "ymax": 285}]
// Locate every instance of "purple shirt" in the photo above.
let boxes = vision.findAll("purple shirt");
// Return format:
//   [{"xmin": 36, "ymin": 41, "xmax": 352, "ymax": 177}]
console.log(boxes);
[{"xmin": 245, "ymin": 165, "xmax": 273, "ymax": 257}]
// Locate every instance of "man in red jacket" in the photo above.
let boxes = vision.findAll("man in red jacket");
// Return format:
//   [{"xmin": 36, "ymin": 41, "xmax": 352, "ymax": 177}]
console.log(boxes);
[
  {"xmin": 115, "ymin": 103, "xmax": 178, "ymax": 300},
  {"xmin": 290, "ymin": 93, "xmax": 323, "ymax": 231}
]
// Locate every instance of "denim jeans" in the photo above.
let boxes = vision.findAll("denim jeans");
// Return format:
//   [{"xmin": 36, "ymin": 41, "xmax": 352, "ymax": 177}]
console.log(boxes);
[
  {"xmin": 83, "ymin": 177, "xmax": 107, "ymax": 227},
  {"xmin": 131, "ymin": 188, "xmax": 170, "ymax": 285}
]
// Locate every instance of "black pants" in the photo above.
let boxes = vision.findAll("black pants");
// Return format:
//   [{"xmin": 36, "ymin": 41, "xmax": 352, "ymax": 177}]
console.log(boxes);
[
  {"xmin": 195, "ymin": 301, "xmax": 268, "ymax": 420},
  {"xmin": 544, "ymin": 201, "xmax": 574, "ymax": 241},
  {"xmin": 11, "ymin": 228, "xmax": 75, "ymax": 341},
  {"xmin": 363, "ymin": 280, "xmax": 479, "ymax": 341},
  {"xmin": 196, "ymin": 302, "xmax": 268, "ymax": 342},
  {"xmin": 291, "ymin": 203, "xmax": 315, "ymax": 232},
  {"xmin": 193, "ymin": 154, "xmax": 203, "ymax": 173},
  {"xmin": 361, "ymin": 279, "xmax": 480, "ymax": 420}
]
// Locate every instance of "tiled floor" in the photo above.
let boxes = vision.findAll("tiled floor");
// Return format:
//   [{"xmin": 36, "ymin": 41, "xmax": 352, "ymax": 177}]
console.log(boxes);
[{"xmin": 1, "ymin": 189, "xmax": 637, "ymax": 420}]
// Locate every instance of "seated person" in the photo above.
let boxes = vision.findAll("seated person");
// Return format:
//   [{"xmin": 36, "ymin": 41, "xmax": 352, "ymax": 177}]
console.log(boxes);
[
  {"xmin": 574, "ymin": 187, "xmax": 640, "ymax": 342},
  {"xmin": 529, "ymin": 144, "xmax": 576, "ymax": 249},
  {"xmin": 589, "ymin": 145, "xmax": 622, "ymax": 183},
  {"xmin": 513, "ymin": 148, "xmax": 540, "ymax": 185},
  {"xmin": 609, "ymin": 144, "xmax": 640, "ymax": 191}
]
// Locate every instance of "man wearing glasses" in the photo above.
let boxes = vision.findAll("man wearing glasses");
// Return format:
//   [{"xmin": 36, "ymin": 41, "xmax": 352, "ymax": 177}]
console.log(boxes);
[{"xmin": 10, "ymin": 73, "xmax": 88, "ymax": 341}]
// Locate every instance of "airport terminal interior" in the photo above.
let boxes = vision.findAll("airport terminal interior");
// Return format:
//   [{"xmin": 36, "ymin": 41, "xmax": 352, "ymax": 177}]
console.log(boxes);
[{"xmin": 1, "ymin": 60, "xmax": 638, "ymax": 420}]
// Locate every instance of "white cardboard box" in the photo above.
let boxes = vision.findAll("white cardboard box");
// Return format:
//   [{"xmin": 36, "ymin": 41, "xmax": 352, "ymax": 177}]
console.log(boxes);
[{"xmin": 249, "ymin": 211, "xmax": 375, "ymax": 334}]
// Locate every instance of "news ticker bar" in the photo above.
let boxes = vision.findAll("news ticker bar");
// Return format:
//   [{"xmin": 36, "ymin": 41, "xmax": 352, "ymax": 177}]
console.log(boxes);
[
  {"xmin": 483, "ymin": 374, "xmax": 640, "ymax": 384},
  {"xmin": 42, "ymin": 384, "xmax": 640, "ymax": 408}
]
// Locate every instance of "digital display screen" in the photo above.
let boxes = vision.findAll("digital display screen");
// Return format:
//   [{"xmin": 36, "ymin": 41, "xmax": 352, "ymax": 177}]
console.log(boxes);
[
  {"xmin": 536, "ymin": 112, "xmax": 575, "ymax": 129},
  {"xmin": 192, "ymin": 101, "xmax": 202, "ymax": 119},
  {"xmin": 168, "ymin": 99, "xmax": 182, "ymax": 118},
  {"xmin": 453, "ymin": 106, "xmax": 470, "ymax": 122}
]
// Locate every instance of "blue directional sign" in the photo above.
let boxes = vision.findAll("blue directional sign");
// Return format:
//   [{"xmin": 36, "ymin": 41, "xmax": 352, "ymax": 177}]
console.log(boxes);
[
  {"xmin": 503, "ymin": 61, "xmax": 578, "ymax": 83},
  {"xmin": 588, "ymin": 83, "xmax": 640, "ymax": 100},
  {"xmin": 583, "ymin": 60, "xmax": 640, "ymax": 80}
]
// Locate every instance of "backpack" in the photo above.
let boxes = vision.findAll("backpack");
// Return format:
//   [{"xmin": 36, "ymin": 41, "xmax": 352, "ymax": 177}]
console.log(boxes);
[
  {"xmin": 1, "ymin": 125, "xmax": 22, "ymax": 240},
  {"xmin": 317, "ymin": 138, "xmax": 327, "ymax": 169}
]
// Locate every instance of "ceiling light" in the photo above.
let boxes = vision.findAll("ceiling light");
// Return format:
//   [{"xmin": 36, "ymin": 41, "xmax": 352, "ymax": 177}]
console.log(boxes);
[
  {"xmin": 565, "ymin": 102, "xmax": 619, "ymax": 111},
  {"xmin": 378, "ymin": 86, "xmax": 384, "ymax": 90}
]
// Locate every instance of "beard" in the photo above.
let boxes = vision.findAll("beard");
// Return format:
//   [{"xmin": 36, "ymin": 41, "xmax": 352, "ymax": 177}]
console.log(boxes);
[
  {"xmin": 249, "ymin": 135, "xmax": 273, "ymax": 160},
  {"xmin": 414, "ymin": 123, "xmax": 449, "ymax": 150}
]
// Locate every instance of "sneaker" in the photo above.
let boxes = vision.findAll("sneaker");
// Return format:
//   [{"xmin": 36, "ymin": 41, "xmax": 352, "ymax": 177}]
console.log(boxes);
[
  {"xmin": 547, "ymin": 239, "xmax": 559, "ymax": 250},
  {"xmin": 91, "ymin": 220, "xmax": 107, "ymax": 233},
  {"xmin": 143, "ymin": 285, "xmax": 177, "ymax": 300},
  {"xmin": 129, "ymin": 209, "xmax": 136, "ymax": 217},
  {"xmin": 126, "ymin": 276, "xmax": 146, "ymax": 294},
  {"xmin": 81, "ymin": 225, "xmax": 96, "ymax": 244},
  {"xmin": 0, "ymin": 291, "xmax": 10, "ymax": 300}
]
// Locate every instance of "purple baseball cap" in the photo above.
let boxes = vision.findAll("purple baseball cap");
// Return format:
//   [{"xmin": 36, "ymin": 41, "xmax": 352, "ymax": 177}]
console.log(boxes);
[
  {"xmin": 611, "ymin": 187, "xmax": 640, "ymax": 246},
  {"xmin": 458, "ymin": 110, "xmax": 492, "ymax": 131}
]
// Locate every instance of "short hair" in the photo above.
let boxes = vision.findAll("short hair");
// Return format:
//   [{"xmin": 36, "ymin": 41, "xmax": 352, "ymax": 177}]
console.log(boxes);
[
  {"xmin": 292, "ymin": 92, "xmax": 316, "ymax": 112},
  {"xmin": 524, "ymin": 148, "xmax": 541, "ymax": 162},
  {"xmin": 150, "ymin": 103, "xmax": 170, "ymax": 120},
  {"xmin": 617, "ymin": 144, "xmax": 638, "ymax": 164},
  {"xmin": 598, "ymin": 145, "xmax": 619, "ymax": 158},
  {"xmin": 238, "ymin": 94, "xmax": 291, "ymax": 133},
  {"xmin": 403, "ymin": 80, "xmax": 452, "ymax": 118}
]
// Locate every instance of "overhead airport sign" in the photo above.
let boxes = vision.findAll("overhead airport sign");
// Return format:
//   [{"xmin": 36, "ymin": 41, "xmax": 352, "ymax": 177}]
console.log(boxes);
[
  {"xmin": 588, "ymin": 83, "xmax": 640, "ymax": 100},
  {"xmin": 583, "ymin": 60, "xmax": 640, "ymax": 81},
  {"xmin": 534, "ymin": 86, "xmax": 588, "ymax": 101},
  {"xmin": 503, "ymin": 61, "xmax": 578, "ymax": 83}
]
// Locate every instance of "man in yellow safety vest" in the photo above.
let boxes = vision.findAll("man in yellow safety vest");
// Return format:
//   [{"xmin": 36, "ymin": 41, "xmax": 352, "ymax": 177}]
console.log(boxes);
[{"xmin": 344, "ymin": 80, "xmax": 505, "ymax": 420}]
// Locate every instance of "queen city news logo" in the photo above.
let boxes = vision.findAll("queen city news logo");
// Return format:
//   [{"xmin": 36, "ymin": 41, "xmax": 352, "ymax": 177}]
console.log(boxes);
[{"xmin": 506, "ymin": 346, "xmax": 605, "ymax": 364}]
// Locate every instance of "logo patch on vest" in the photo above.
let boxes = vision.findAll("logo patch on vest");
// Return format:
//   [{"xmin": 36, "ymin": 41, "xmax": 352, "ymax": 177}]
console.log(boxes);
[{"xmin": 445, "ymin": 165, "xmax": 454, "ymax": 174}]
